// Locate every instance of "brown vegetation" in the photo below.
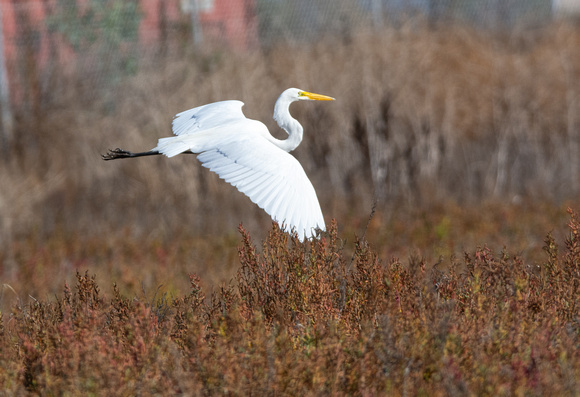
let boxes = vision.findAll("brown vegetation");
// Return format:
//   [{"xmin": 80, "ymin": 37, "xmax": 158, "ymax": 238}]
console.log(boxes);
[
  {"xmin": 1, "ymin": 212, "xmax": 579, "ymax": 394},
  {"xmin": 2, "ymin": 22, "xmax": 580, "ymax": 241},
  {"xmin": 1, "ymin": 20, "xmax": 580, "ymax": 394}
]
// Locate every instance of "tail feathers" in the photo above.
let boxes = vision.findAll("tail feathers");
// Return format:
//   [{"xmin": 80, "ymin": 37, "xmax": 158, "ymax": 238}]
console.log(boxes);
[{"xmin": 155, "ymin": 137, "xmax": 192, "ymax": 158}]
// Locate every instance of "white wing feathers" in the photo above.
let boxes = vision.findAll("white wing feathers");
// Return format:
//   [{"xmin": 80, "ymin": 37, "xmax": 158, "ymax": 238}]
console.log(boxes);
[
  {"xmin": 154, "ymin": 100, "xmax": 325, "ymax": 241},
  {"xmin": 198, "ymin": 140, "xmax": 325, "ymax": 241},
  {"xmin": 172, "ymin": 100, "xmax": 245, "ymax": 136}
]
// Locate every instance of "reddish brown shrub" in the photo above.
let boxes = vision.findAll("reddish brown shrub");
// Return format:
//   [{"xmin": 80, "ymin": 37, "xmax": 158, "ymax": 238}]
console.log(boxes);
[{"xmin": 1, "ymin": 213, "xmax": 579, "ymax": 394}]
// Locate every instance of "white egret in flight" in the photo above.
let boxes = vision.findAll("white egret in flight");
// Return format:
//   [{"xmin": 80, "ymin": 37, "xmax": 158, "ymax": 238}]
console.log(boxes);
[{"xmin": 103, "ymin": 88, "xmax": 335, "ymax": 241}]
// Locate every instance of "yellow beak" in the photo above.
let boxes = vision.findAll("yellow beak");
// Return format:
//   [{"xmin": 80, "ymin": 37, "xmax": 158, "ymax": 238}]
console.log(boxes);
[{"xmin": 300, "ymin": 91, "xmax": 335, "ymax": 101}]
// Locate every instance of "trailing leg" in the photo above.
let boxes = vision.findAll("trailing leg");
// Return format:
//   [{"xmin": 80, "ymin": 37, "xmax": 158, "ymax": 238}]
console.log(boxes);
[{"xmin": 101, "ymin": 148, "xmax": 161, "ymax": 161}]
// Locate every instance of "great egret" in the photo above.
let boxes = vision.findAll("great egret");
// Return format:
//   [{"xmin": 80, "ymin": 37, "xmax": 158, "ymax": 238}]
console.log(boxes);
[{"xmin": 103, "ymin": 88, "xmax": 335, "ymax": 241}]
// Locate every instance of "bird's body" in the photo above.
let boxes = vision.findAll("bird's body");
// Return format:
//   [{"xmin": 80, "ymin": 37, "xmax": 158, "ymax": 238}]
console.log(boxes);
[{"xmin": 103, "ymin": 88, "xmax": 334, "ymax": 241}]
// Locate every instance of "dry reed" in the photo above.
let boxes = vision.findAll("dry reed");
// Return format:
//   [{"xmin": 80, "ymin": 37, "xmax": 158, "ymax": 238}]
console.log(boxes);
[{"xmin": 1, "ymin": 21, "xmax": 580, "ymax": 243}]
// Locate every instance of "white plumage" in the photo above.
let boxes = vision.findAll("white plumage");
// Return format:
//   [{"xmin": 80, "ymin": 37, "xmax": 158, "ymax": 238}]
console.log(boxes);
[{"xmin": 151, "ymin": 88, "xmax": 335, "ymax": 241}]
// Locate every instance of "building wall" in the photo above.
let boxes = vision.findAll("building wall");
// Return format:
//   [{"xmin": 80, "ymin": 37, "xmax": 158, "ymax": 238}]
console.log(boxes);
[
  {"xmin": 0, "ymin": 0, "xmax": 258, "ymax": 106},
  {"xmin": 553, "ymin": 0, "xmax": 580, "ymax": 17}
]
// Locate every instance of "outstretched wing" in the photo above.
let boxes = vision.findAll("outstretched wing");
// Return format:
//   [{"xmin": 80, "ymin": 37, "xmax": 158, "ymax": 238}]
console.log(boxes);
[
  {"xmin": 172, "ymin": 100, "xmax": 246, "ymax": 136},
  {"xmin": 158, "ymin": 100, "xmax": 325, "ymax": 240},
  {"xmin": 197, "ymin": 138, "xmax": 325, "ymax": 241},
  {"xmin": 155, "ymin": 101, "xmax": 249, "ymax": 157}
]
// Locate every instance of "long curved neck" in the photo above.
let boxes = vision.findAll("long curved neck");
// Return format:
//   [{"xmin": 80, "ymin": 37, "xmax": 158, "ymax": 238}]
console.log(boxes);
[{"xmin": 271, "ymin": 96, "xmax": 303, "ymax": 152}]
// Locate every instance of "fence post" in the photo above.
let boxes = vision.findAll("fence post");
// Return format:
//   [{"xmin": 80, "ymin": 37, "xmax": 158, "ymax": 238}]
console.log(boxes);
[
  {"xmin": 190, "ymin": 0, "xmax": 203, "ymax": 47},
  {"xmin": 0, "ymin": 1, "xmax": 13, "ymax": 155},
  {"xmin": 370, "ymin": 0, "xmax": 383, "ymax": 29}
]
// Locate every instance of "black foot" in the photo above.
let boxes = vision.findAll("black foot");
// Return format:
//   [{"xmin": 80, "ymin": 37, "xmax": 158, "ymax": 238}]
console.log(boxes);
[{"xmin": 101, "ymin": 148, "xmax": 134, "ymax": 161}]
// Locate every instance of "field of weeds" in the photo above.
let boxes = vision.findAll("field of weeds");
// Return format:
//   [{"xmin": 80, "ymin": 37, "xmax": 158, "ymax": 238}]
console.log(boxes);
[
  {"xmin": 1, "ymin": 214, "xmax": 579, "ymax": 394},
  {"xmin": 1, "ymin": 20, "xmax": 580, "ymax": 394}
]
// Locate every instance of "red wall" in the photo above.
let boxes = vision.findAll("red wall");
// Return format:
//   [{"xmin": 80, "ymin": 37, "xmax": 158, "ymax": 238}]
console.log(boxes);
[
  {"xmin": 0, "ymin": 0, "xmax": 258, "ymax": 104},
  {"xmin": 199, "ymin": 0, "xmax": 258, "ymax": 50}
]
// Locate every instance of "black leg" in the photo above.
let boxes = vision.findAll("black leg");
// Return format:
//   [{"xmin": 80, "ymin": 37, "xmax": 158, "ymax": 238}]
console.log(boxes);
[
  {"xmin": 101, "ymin": 148, "xmax": 196, "ymax": 160},
  {"xmin": 101, "ymin": 148, "xmax": 161, "ymax": 161}
]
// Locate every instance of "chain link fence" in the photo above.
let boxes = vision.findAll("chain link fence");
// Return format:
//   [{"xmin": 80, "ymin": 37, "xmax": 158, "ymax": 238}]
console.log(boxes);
[
  {"xmin": 0, "ymin": 0, "xmax": 560, "ymax": 141},
  {"xmin": 0, "ymin": 3, "xmax": 558, "ymax": 84}
]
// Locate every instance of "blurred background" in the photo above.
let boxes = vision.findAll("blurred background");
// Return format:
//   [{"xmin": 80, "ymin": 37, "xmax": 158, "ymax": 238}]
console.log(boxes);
[{"xmin": 1, "ymin": 0, "xmax": 580, "ymax": 298}]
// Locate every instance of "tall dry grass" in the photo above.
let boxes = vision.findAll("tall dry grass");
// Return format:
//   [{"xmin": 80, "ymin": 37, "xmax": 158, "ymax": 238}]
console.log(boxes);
[
  {"xmin": 1, "ymin": 20, "xmax": 580, "ymax": 244},
  {"xmin": 1, "ymin": 213, "xmax": 579, "ymax": 395},
  {"xmin": 2, "ymin": 19, "xmax": 580, "ymax": 394}
]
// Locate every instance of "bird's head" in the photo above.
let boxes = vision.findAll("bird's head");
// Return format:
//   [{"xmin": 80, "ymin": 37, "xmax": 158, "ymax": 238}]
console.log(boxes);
[
  {"xmin": 273, "ymin": 88, "xmax": 335, "ymax": 151},
  {"xmin": 284, "ymin": 88, "xmax": 335, "ymax": 102}
]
